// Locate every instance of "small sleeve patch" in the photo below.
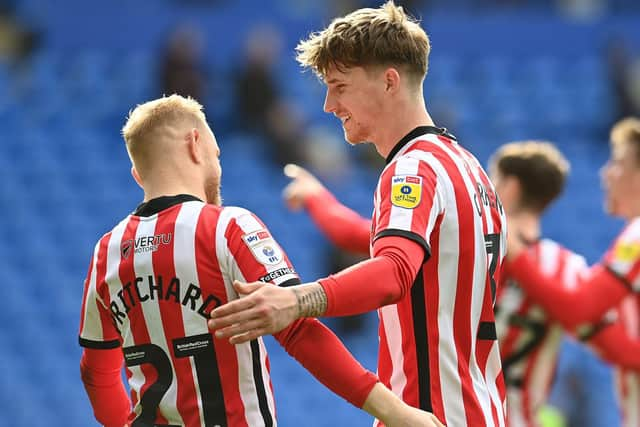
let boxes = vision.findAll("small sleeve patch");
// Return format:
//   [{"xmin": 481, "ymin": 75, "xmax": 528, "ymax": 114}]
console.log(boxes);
[
  {"xmin": 391, "ymin": 175, "xmax": 422, "ymax": 209},
  {"xmin": 613, "ymin": 242, "xmax": 640, "ymax": 264},
  {"xmin": 242, "ymin": 230, "xmax": 284, "ymax": 265}
]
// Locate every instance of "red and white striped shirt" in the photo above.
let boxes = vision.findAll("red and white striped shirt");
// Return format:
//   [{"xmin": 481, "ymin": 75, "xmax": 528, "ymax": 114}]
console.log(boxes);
[
  {"xmin": 372, "ymin": 126, "xmax": 507, "ymax": 427},
  {"xmin": 79, "ymin": 195, "xmax": 345, "ymax": 427},
  {"xmin": 603, "ymin": 217, "xmax": 640, "ymax": 293},
  {"xmin": 613, "ymin": 295, "xmax": 640, "ymax": 427},
  {"xmin": 600, "ymin": 217, "xmax": 640, "ymax": 427},
  {"xmin": 496, "ymin": 239, "xmax": 587, "ymax": 427}
]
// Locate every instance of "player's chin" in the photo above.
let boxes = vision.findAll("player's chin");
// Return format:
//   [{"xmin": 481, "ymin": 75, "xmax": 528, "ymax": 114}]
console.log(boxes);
[{"xmin": 343, "ymin": 133, "xmax": 366, "ymax": 146}]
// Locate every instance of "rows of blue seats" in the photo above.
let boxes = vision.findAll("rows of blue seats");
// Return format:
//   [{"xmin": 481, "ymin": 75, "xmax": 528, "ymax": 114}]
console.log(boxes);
[{"xmin": 0, "ymin": 43, "xmax": 623, "ymax": 425}]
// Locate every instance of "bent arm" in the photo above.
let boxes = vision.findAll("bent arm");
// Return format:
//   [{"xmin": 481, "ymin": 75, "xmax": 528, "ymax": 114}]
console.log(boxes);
[
  {"xmin": 306, "ymin": 189, "xmax": 371, "ymax": 255},
  {"xmin": 274, "ymin": 318, "xmax": 378, "ymax": 408},
  {"xmin": 505, "ymin": 253, "xmax": 630, "ymax": 328},
  {"xmin": 80, "ymin": 347, "xmax": 130, "ymax": 427},
  {"xmin": 317, "ymin": 235, "xmax": 424, "ymax": 317}
]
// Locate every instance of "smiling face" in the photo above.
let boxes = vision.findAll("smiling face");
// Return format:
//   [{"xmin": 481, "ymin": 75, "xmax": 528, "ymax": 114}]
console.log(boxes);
[
  {"xmin": 601, "ymin": 139, "xmax": 640, "ymax": 219},
  {"xmin": 323, "ymin": 65, "xmax": 388, "ymax": 145}
]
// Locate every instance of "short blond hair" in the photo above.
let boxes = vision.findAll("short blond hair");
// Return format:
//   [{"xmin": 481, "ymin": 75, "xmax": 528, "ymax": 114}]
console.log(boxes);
[
  {"xmin": 490, "ymin": 141, "xmax": 570, "ymax": 213},
  {"xmin": 610, "ymin": 117, "xmax": 640, "ymax": 166},
  {"xmin": 296, "ymin": 1, "xmax": 430, "ymax": 84},
  {"xmin": 122, "ymin": 94, "xmax": 207, "ymax": 167}
]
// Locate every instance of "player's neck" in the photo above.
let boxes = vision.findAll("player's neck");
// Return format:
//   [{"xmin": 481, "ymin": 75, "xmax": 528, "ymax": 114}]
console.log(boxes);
[
  {"xmin": 142, "ymin": 181, "xmax": 206, "ymax": 203},
  {"xmin": 374, "ymin": 102, "xmax": 434, "ymax": 158}
]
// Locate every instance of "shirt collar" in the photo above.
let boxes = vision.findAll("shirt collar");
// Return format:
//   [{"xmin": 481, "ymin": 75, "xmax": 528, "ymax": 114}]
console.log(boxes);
[
  {"xmin": 385, "ymin": 126, "xmax": 457, "ymax": 165},
  {"xmin": 133, "ymin": 194, "xmax": 203, "ymax": 217}
]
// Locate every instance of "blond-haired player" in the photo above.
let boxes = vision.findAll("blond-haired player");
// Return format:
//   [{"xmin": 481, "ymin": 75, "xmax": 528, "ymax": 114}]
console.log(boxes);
[{"xmin": 78, "ymin": 94, "xmax": 444, "ymax": 427}]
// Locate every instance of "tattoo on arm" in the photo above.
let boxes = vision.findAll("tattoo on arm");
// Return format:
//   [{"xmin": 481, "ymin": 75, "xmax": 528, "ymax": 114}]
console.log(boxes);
[{"xmin": 292, "ymin": 286, "xmax": 327, "ymax": 318}]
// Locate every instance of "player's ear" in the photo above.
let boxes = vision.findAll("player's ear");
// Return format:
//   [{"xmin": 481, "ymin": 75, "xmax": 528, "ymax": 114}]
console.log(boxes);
[
  {"xmin": 131, "ymin": 166, "xmax": 143, "ymax": 189},
  {"xmin": 187, "ymin": 127, "xmax": 203, "ymax": 164},
  {"xmin": 383, "ymin": 67, "xmax": 401, "ymax": 93}
]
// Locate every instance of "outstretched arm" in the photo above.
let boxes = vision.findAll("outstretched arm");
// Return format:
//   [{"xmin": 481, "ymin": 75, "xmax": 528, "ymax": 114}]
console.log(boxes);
[
  {"xmin": 504, "ymin": 253, "xmax": 630, "ymax": 328},
  {"xmin": 283, "ymin": 164, "xmax": 371, "ymax": 254},
  {"xmin": 209, "ymin": 235, "xmax": 424, "ymax": 343},
  {"xmin": 587, "ymin": 318, "xmax": 640, "ymax": 370}
]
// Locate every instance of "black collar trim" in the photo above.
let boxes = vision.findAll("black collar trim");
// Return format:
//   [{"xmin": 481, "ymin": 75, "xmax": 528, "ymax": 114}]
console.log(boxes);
[
  {"xmin": 385, "ymin": 126, "xmax": 457, "ymax": 164},
  {"xmin": 133, "ymin": 194, "xmax": 203, "ymax": 217}
]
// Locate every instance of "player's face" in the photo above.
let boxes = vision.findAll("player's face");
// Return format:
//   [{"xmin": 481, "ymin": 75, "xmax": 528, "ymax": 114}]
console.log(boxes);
[
  {"xmin": 203, "ymin": 126, "xmax": 222, "ymax": 206},
  {"xmin": 601, "ymin": 142, "xmax": 640, "ymax": 219},
  {"xmin": 323, "ymin": 65, "xmax": 386, "ymax": 145}
]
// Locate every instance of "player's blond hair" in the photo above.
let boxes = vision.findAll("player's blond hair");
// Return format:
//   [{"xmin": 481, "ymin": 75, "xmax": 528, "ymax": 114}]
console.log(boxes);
[
  {"xmin": 490, "ymin": 141, "xmax": 570, "ymax": 213},
  {"xmin": 122, "ymin": 94, "xmax": 207, "ymax": 170},
  {"xmin": 295, "ymin": 1, "xmax": 430, "ymax": 86},
  {"xmin": 610, "ymin": 117, "xmax": 640, "ymax": 166}
]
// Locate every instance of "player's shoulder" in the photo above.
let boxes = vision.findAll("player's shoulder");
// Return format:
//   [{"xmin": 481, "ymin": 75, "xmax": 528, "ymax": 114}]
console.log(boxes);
[
  {"xmin": 621, "ymin": 216, "xmax": 640, "ymax": 240},
  {"xmin": 608, "ymin": 217, "xmax": 640, "ymax": 266},
  {"xmin": 537, "ymin": 238, "xmax": 587, "ymax": 266},
  {"xmin": 216, "ymin": 205, "xmax": 267, "ymax": 232}
]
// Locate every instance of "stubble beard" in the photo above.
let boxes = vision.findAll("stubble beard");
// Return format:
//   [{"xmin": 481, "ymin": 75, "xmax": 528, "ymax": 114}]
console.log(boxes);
[{"xmin": 205, "ymin": 174, "xmax": 222, "ymax": 206}]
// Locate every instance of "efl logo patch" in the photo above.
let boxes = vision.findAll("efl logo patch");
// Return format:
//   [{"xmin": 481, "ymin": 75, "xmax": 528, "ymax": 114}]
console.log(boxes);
[
  {"xmin": 391, "ymin": 175, "xmax": 422, "ymax": 209},
  {"xmin": 243, "ymin": 229, "xmax": 283, "ymax": 265},
  {"xmin": 614, "ymin": 242, "xmax": 640, "ymax": 263}
]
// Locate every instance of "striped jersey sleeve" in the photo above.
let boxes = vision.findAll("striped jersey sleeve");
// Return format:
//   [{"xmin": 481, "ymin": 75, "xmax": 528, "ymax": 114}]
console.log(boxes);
[
  {"xmin": 603, "ymin": 217, "xmax": 640, "ymax": 292},
  {"xmin": 373, "ymin": 154, "xmax": 444, "ymax": 256},
  {"xmin": 217, "ymin": 207, "xmax": 300, "ymax": 288},
  {"xmin": 78, "ymin": 231, "xmax": 123, "ymax": 349}
]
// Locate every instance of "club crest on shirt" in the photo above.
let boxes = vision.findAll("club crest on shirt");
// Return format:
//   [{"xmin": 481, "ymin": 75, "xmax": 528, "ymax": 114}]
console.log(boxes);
[
  {"xmin": 121, "ymin": 239, "xmax": 133, "ymax": 259},
  {"xmin": 391, "ymin": 175, "xmax": 422, "ymax": 209},
  {"xmin": 242, "ymin": 230, "xmax": 283, "ymax": 265}
]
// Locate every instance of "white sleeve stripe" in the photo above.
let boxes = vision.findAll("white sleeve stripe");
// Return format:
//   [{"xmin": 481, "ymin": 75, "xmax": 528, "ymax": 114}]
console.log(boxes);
[{"xmin": 80, "ymin": 239, "xmax": 103, "ymax": 341}]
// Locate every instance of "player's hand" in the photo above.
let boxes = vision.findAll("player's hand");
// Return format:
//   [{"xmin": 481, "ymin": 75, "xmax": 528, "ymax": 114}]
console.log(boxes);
[
  {"xmin": 363, "ymin": 383, "xmax": 446, "ymax": 427},
  {"xmin": 208, "ymin": 281, "xmax": 299, "ymax": 344},
  {"xmin": 282, "ymin": 164, "xmax": 326, "ymax": 211},
  {"xmin": 391, "ymin": 409, "xmax": 446, "ymax": 427}
]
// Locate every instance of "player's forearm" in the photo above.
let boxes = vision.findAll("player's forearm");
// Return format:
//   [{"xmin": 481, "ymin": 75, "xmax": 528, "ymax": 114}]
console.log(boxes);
[
  {"xmin": 318, "ymin": 236, "xmax": 423, "ymax": 317},
  {"xmin": 80, "ymin": 348, "xmax": 130, "ymax": 427},
  {"xmin": 506, "ymin": 253, "xmax": 629, "ymax": 327},
  {"xmin": 588, "ymin": 321, "xmax": 640, "ymax": 370},
  {"xmin": 362, "ymin": 383, "xmax": 406, "ymax": 421},
  {"xmin": 306, "ymin": 189, "xmax": 371, "ymax": 255},
  {"xmin": 275, "ymin": 318, "xmax": 378, "ymax": 407},
  {"xmin": 291, "ymin": 283, "xmax": 328, "ymax": 317}
]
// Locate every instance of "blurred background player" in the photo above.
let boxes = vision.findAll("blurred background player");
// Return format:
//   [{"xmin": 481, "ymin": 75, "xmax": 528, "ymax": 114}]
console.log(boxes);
[
  {"xmin": 504, "ymin": 118, "xmax": 640, "ymax": 427},
  {"xmin": 78, "ymin": 94, "xmax": 443, "ymax": 427},
  {"xmin": 209, "ymin": 3, "xmax": 507, "ymax": 426}
]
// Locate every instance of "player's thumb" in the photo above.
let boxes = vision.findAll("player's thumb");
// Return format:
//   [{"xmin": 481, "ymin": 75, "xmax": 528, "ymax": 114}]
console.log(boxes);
[{"xmin": 233, "ymin": 280, "xmax": 264, "ymax": 296}]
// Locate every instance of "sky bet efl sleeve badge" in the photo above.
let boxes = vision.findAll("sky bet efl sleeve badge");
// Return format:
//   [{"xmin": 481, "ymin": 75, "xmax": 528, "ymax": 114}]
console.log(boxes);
[
  {"xmin": 391, "ymin": 175, "xmax": 422, "ymax": 209},
  {"xmin": 242, "ymin": 229, "xmax": 284, "ymax": 265}
]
